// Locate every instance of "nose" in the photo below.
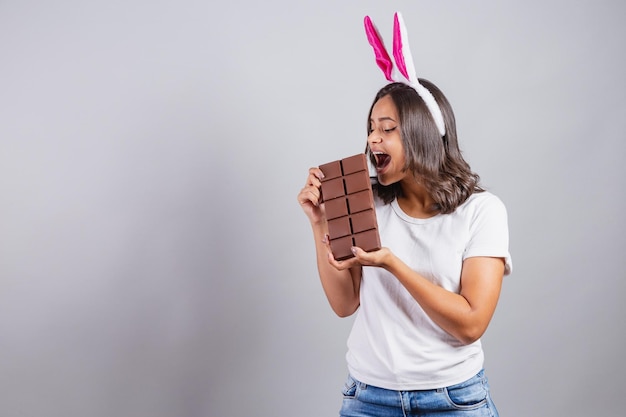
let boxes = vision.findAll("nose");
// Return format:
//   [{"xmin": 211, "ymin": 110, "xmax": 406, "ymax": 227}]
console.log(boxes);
[{"xmin": 368, "ymin": 131, "xmax": 382, "ymax": 145}]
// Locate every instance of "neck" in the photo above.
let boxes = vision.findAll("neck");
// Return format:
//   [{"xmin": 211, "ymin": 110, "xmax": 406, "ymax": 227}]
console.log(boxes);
[{"xmin": 398, "ymin": 179, "xmax": 439, "ymax": 219}]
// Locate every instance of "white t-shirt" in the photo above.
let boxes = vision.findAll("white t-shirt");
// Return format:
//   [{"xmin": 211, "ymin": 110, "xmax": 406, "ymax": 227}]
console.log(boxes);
[{"xmin": 346, "ymin": 191, "xmax": 512, "ymax": 390}]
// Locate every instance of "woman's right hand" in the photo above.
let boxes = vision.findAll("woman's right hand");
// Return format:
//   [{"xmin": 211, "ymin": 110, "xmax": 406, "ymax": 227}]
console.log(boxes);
[{"xmin": 297, "ymin": 167, "xmax": 326, "ymax": 225}]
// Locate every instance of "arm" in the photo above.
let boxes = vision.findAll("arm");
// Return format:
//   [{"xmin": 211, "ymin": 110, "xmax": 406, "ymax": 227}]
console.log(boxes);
[
  {"xmin": 298, "ymin": 167, "xmax": 362, "ymax": 317},
  {"xmin": 336, "ymin": 248, "xmax": 505, "ymax": 344},
  {"xmin": 387, "ymin": 255, "xmax": 504, "ymax": 344}
]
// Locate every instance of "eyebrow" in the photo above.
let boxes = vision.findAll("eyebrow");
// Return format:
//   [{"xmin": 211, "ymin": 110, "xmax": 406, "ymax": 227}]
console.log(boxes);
[{"xmin": 370, "ymin": 116, "xmax": 397, "ymax": 123}]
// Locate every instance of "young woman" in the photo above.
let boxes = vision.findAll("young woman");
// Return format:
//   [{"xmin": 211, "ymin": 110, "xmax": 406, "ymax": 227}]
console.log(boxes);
[{"xmin": 297, "ymin": 81, "xmax": 511, "ymax": 416}]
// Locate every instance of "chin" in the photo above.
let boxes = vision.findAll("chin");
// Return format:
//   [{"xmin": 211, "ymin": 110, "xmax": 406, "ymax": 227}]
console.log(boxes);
[{"xmin": 376, "ymin": 175, "xmax": 395, "ymax": 187}]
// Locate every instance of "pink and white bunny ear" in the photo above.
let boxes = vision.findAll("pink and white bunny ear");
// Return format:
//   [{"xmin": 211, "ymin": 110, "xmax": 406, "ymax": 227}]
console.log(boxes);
[
  {"xmin": 392, "ymin": 12, "xmax": 417, "ymax": 84},
  {"xmin": 364, "ymin": 16, "xmax": 393, "ymax": 82},
  {"xmin": 363, "ymin": 12, "xmax": 446, "ymax": 137}
]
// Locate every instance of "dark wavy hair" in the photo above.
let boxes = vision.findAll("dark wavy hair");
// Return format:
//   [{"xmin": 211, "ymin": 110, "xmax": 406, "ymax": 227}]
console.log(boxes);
[{"xmin": 366, "ymin": 81, "xmax": 483, "ymax": 214}]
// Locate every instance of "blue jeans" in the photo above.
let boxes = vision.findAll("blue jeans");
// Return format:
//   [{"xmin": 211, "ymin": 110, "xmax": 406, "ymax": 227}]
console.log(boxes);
[{"xmin": 339, "ymin": 370, "xmax": 499, "ymax": 417}]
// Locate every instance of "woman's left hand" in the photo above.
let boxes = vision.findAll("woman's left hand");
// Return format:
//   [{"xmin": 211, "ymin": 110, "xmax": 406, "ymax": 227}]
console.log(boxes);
[{"xmin": 326, "ymin": 244, "xmax": 394, "ymax": 271}]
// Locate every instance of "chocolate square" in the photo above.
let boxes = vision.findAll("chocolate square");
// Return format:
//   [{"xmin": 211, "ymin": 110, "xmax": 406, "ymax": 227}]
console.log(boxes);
[
  {"xmin": 341, "ymin": 154, "xmax": 368, "ymax": 175},
  {"xmin": 347, "ymin": 190, "xmax": 374, "ymax": 214},
  {"xmin": 344, "ymin": 171, "xmax": 370, "ymax": 194},
  {"xmin": 324, "ymin": 197, "xmax": 349, "ymax": 220},
  {"xmin": 319, "ymin": 160, "xmax": 342, "ymax": 180},
  {"xmin": 353, "ymin": 229, "xmax": 381, "ymax": 253},
  {"xmin": 329, "ymin": 236, "xmax": 355, "ymax": 261},
  {"xmin": 321, "ymin": 177, "xmax": 345, "ymax": 200},
  {"xmin": 327, "ymin": 216, "xmax": 352, "ymax": 239},
  {"xmin": 350, "ymin": 210, "xmax": 378, "ymax": 234}
]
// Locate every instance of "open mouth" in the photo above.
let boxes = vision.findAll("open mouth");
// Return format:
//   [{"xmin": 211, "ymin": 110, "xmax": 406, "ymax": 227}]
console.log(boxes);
[{"xmin": 372, "ymin": 151, "xmax": 391, "ymax": 172}]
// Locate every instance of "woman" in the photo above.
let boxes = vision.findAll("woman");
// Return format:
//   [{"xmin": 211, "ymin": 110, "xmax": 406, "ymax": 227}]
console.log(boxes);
[{"xmin": 297, "ymin": 81, "xmax": 512, "ymax": 416}]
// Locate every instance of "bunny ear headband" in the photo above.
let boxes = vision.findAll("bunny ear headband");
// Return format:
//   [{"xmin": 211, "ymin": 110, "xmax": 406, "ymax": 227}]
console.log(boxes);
[{"xmin": 364, "ymin": 12, "xmax": 446, "ymax": 137}]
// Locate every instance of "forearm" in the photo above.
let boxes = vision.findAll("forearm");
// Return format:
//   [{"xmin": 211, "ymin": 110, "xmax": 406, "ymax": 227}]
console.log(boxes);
[
  {"xmin": 310, "ymin": 223, "xmax": 361, "ymax": 317},
  {"xmin": 384, "ymin": 255, "xmax": 495, "ymax": 344}
]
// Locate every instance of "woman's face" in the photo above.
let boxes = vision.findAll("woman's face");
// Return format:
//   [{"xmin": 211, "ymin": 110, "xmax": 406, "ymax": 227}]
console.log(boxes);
[{"xmin": 367, "ymin": 94, "xmax": 407, "ymax": 186}]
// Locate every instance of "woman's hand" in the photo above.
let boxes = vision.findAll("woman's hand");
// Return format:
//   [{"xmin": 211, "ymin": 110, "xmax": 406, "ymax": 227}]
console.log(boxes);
[
  {"xmin": 324, "ymin": 240, "xmax": 394, "ymax": 271},
  {"xmin": 297, "ymin": 167, "xmax": 326, "ymax": 225}
]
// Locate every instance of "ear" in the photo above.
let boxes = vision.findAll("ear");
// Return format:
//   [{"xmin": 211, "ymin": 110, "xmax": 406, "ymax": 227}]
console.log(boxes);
[
  {"xmin": 392, "ymin": 12, "xmax": 417, "ymax": 84},
  {"xmin": 364, "ymin": 16, "xmax": 394, "ymax": 82}
]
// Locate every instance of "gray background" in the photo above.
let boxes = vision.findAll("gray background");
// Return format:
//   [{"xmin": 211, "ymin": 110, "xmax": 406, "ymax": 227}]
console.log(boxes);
[{"xmin": 1, "ymin": 1, "xmax": 624, "ymax": 416}]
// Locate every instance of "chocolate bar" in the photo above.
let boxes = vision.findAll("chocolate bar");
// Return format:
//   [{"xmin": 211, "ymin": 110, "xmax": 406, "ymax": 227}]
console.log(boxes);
[{"xmin": 319, "ymin": 153, "xmax": 381, "ymax": 261}]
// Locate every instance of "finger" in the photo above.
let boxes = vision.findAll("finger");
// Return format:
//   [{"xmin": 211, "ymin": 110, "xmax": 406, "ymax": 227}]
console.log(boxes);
[
  {"xmin": 306, "ymin": 174, "xmax": 322, "ymax": 190},
  {"xmin": 323, "ymin": 241, "xmax": 361, "ymax": 270},
  {"xmin": 306, "ymin": 167, "xmax": 325, "ymax": 187},
  {"xmin": 328, "ymin": 253, "xmax": 360, "ymax": 271},
  {"xmin": 351, "ymin": 246, "xmax": 388, "ymax": 268},
  {"xmin": 326, "ymin": 249, "xmax": 347, "ymax": 270},
  {"xmin": 323, "ymin": 237, "xmax": 341, "ymax": 266},
  {"xmin": 350, "ymin": 246, "xmax": 365, "ymax": 258},
  {"xmin": 298, "ymin": 187, "xmax": 321, "ymax": 206},
  {"xmin": 320, "ymin": 234, "xmax": 331, "ymax": 253},
  {"xmin": 350, "ymin": 246, "xmax": 376, "ymax": 266},
  {"xmin": 309, "ymin": 167, "xmax": 325, "ymax": 181}
]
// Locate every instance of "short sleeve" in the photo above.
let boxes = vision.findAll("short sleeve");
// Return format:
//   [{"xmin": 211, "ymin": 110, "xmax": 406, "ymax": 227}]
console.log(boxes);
[{"xmin": 463, "ymin": 194, "xmax": 513, "ymax": 276}]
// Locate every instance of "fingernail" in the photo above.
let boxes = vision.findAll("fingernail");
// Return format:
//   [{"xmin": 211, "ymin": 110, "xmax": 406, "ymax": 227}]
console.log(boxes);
[{"xmin": 351, "ymin": 247, "xmax": 357, "ymax": 255}]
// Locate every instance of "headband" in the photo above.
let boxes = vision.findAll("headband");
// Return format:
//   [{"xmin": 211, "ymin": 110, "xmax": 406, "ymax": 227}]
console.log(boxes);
[{"xmin": 364, "ymin": 12, "xmax": 446, "ymax": 137}]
